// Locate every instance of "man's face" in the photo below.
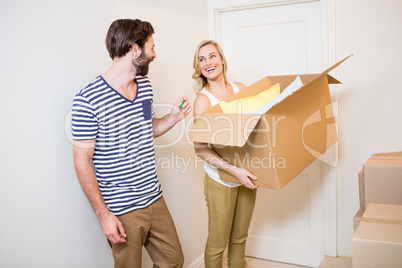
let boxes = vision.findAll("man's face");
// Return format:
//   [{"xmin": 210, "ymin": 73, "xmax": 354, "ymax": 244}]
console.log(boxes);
[{"xmin": 133, "ymin": 36, "xmax": 157, "ymax": 76}]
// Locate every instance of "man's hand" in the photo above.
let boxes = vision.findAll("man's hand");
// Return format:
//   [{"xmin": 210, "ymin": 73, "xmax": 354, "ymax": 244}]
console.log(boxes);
[
  {"xmin": 99, "ymin": 211, "xmax": 127, "ymax": 244},
  {"xmin": 153, "ymin": 95, "xmax": 192, "ymax": 137},
  {"xmin": 172, "ymin": 95, "xmax": 191, "ymax": 121}
]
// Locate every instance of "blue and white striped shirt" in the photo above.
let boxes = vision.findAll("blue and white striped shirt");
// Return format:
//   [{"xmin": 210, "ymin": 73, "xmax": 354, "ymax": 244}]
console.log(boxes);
[{"xmin": 72, "ymin": 75, "xmax": 162, "ymax": 216}]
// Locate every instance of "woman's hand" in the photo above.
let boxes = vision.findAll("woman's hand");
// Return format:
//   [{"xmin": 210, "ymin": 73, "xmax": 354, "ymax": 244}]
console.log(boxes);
[{"xmin": 231, "ymin": 166, "xmax": 258, "ymax": 189}]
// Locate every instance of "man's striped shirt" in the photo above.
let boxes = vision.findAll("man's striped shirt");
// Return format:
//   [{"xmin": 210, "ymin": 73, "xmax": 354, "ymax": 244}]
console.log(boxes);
[{"xmin": 72, "ymin": 75, "xmax": 162, "ymax": 216}]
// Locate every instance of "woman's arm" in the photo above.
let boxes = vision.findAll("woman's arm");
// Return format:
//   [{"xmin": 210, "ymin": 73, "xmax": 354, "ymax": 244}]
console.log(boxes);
[{"xmin": 193, "ymin": 93, "xmax": 258, "ymax": 189}]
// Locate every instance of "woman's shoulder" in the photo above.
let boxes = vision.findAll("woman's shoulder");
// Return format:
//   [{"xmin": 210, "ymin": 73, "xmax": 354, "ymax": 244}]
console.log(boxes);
[
  {"xmin": 194, "ymin": 91, "xmax": 212, "ymax": 116},
  {"xmin": 232, "ymin": 81, "xmax": 246, "ymax": 91},
  {"xmin": 195, "ymin": 91, "xmax": 211, "ymax": 107},
  {"xmin": 195, "ymin": 90, "xmax": 209, "ymax": 101}
]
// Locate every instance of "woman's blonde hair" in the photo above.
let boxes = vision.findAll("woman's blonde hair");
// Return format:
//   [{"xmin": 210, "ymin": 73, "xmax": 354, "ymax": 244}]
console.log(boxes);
[{"xmin": 192, "ymin": 40, "xmax": 228, "ymax": 94}]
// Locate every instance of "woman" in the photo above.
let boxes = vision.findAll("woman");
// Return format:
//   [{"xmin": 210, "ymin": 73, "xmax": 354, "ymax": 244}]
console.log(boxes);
[{"xmin": 192, "ymin": 40, "xmax": 258, "ymax": 268}]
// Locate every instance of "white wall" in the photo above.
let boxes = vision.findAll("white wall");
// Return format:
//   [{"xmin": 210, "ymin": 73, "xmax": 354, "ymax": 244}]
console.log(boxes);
[
  {"xmin": 335, "ymin": 0, "xmax": 402, "ymax": 257},
  {"xmin": 0, "ymin": 0, "xmax": 208, "ymax": 267}
]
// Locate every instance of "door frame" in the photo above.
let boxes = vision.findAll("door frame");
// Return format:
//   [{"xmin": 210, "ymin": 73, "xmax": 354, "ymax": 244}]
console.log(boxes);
[{"xmin": 206, "ymin": 0, "xmax": 338, "ymax": 257}]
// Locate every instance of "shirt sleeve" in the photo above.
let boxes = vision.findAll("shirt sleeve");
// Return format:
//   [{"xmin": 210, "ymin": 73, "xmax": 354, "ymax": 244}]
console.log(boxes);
[{"xmin": 71, "ymin": 94, "xmax": 98, "ymax": 140}]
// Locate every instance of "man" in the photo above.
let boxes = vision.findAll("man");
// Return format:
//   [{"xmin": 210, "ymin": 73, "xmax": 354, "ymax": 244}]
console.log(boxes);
[{"xmin": 72, "ymin": 19, "xmax": 190, "ymax": 268}]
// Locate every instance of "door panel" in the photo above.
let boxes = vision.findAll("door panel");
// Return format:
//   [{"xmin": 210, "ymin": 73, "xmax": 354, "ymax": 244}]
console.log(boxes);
[{"xmin": 218, "ymin": 1, "xmax": 327, "ymax": 266}]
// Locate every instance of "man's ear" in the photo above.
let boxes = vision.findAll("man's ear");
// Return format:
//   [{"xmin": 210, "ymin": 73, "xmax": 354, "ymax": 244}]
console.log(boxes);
[{"xmin": 131, "ymin": 43, "xmax": 142, "ymax": 58}]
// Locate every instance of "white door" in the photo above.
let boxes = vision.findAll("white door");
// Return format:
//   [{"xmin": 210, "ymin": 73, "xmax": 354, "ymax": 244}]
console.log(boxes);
[{"xmin": 211, "ymin": 0, "xmax": 335, "ymax": 267}]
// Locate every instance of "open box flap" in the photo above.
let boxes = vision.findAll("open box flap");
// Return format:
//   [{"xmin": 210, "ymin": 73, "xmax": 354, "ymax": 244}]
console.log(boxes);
[
  {"xmin": 263, "ymin": 55, "xmax": 351, "ymax": 112},
  {"xmin": 189, "ymin": 113, "xmax": 263, "ymax": 146},
  {"xmin": 301, "ymin": 54, "xmax": 352, "ymax": 88}
]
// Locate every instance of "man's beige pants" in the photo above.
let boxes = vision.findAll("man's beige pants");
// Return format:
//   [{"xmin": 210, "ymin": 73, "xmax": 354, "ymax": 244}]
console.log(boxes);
[{"xmin": 108, "ymin": 197, "xmax": 184, "ymax": 268}]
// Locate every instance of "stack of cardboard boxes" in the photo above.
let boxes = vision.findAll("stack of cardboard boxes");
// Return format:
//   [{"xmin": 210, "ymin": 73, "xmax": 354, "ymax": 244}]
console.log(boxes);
[{"xmin": 352, "ymin": 152, "xmax": 402, "ymax": 267}]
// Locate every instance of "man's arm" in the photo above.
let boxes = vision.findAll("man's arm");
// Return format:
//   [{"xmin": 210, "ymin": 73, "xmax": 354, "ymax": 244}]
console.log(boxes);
[
  {"xmin": 153, "ymin": 95, "xmax": 191, "ymax": 138},
  {"xmin": 73, "ymin": 140, "xmax": 127, "ymax": 244}
]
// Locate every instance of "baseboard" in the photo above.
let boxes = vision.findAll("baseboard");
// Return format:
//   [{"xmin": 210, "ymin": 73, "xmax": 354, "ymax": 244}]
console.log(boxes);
[{"xmin": 188, "ymin": 254, "xmax": 204, "ymax": 268}]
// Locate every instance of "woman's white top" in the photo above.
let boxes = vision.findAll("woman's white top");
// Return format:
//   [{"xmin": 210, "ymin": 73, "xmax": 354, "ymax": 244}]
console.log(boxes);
[{"xmin": 198, "ymin": 81, "xmax": 241, "ymax": 187}]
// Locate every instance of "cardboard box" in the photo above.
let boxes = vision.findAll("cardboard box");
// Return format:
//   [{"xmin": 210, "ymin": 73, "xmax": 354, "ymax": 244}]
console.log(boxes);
[
  {"xmin": 189, "ymin": 56, "xmax": 351, "ymax": 189},
  {"xmin": 353, "ymin": 204, "xmax": 402, "ymax": 267},
  {"xmin": 363, "ymin": 157, "xmax": 402, "ymax": 209},
  {"xmin": 371, "ymin": 152, "xmax": 402, "ymax": 159},
  {"xmin": 363, "ymin": 203, "xmax": 402, "ymax": 225},
  {"xmin": 353, "ymin": 207, "xmax": 364, "ymax": 232},
  {"xmin": 352, "ymin": 221, "xmax": 402, "ymax": 268},
  {"xmin": 358, "ymin": 168, "xmax": 364, "ymax": 208}
]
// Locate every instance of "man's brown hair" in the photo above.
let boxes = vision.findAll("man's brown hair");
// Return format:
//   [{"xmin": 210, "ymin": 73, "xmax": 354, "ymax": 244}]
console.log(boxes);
[{"xmin": 105, "ymin": 19, "xmax": 154, "ymax": 59}]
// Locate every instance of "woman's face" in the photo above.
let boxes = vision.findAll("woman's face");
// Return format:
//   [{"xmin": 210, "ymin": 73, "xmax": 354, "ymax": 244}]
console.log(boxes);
[{"xmin": 198, "ymin": 44, "xmax": 224, "ymax": 81}]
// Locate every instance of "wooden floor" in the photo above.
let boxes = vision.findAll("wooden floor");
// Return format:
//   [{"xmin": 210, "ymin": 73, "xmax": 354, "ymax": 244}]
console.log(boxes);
[{"xmin": 222, "ymin": 256, "xmax": 352, "ymax": 268}]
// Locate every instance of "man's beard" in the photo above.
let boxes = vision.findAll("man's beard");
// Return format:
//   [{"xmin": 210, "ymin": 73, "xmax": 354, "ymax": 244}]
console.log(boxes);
[{"xmin": 133, "ymin": 52, "xmax": 153, "ymax": 76}]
